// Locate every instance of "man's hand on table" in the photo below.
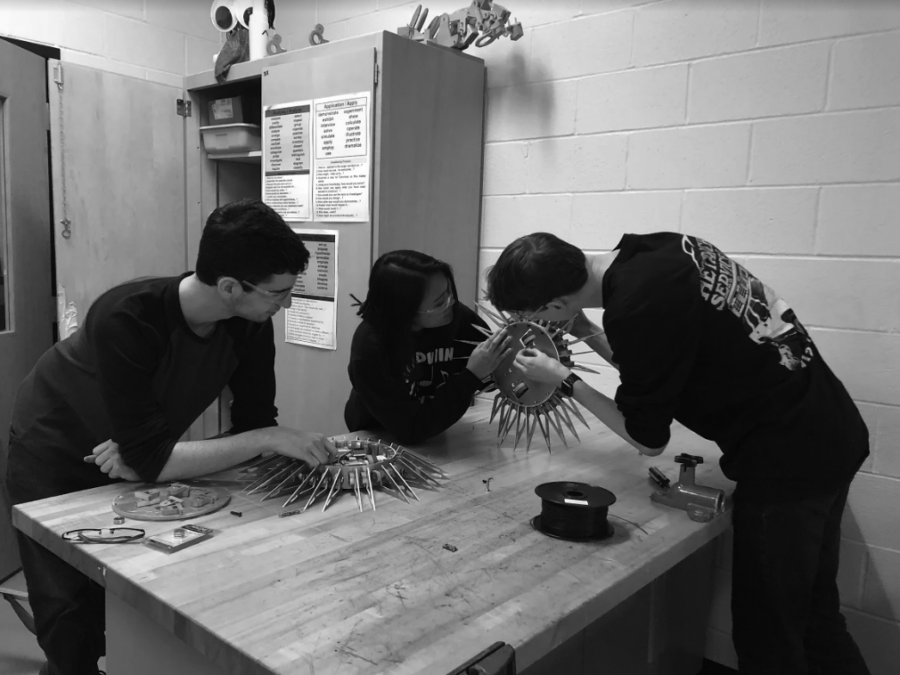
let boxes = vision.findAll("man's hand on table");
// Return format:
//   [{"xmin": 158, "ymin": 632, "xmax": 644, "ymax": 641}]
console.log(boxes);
[
  {"xmin": 84, "ymin": 439, "xmax": 141, "ymax": 481},
  {"xmin": 264, "ymin": 427, "xmax": 337, "ymax": 467}
]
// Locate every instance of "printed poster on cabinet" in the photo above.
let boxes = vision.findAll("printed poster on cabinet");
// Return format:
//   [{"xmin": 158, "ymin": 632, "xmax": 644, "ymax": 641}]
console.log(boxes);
[{"xmin": 285, "ymin": 229, "xmax": 339, "ymax": 350}]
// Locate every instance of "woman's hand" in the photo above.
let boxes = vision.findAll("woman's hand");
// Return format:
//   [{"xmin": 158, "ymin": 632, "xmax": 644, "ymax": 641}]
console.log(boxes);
[
  {"xmin": 83, "ymin": 439, "xmax": 141, "ymax": 481},
  {"xmin": 513, "ymin": 348, "xmax": 570, "ymax": 385},
  {"xmin": 466, "ymin": 328, "xmax": 513, "ymax": 380}
]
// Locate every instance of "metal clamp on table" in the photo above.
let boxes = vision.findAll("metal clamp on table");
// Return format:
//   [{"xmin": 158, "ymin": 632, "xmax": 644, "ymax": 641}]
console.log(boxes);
[
  {"xmin": 650, "ymin": 454, "xmax": 727, "ymax": 523},
  {"xmin": 447, "ymin": 641, "xmax": 516, "ymax": 675}
]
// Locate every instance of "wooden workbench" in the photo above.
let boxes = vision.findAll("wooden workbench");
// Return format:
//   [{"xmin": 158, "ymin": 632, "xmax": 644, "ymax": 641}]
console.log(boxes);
[{"xmin": 12, "ymin": 398, "xmax": 733, "ymax": 675}]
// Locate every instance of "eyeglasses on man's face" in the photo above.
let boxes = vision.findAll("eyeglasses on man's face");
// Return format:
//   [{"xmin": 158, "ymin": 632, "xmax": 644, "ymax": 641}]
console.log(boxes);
[{"xmin": 241, "ymin": 280, "xmax": 293, "ymax": 303}]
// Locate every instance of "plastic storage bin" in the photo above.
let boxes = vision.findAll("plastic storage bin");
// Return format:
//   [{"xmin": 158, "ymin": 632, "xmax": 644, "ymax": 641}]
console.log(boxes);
[{"xmin": 200, "ymin": 123, "xmax": 261, "ymax": 154}]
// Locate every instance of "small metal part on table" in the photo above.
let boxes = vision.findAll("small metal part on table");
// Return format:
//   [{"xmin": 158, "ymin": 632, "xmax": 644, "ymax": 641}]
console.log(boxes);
[
  {"xmin": 442, "ymin": 543, "xmax": 458, "ymax": 552},
  {"xmin": 113, "ymin": 516, "xmax": 125, "ymax": 525}
]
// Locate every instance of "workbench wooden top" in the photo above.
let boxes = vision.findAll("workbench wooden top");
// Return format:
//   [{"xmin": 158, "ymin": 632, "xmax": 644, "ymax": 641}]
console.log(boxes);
[{"xmin": 13, "ymin": 398, "xmax": 733, "ymax": 675}]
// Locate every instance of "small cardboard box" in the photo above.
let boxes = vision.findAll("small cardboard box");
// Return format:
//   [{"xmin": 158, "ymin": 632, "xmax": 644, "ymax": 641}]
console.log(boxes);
[{"xmin": 208, "ymin": 96, "xmax": 245, "ymax": 126}]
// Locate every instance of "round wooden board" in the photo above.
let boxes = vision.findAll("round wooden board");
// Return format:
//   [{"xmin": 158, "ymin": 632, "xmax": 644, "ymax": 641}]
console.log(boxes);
[{"xmin": 113, "ymin": 483, "xmax": 231, "ymax": 521}]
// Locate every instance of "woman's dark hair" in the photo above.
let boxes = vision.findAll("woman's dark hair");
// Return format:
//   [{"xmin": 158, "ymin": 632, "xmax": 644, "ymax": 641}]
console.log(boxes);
[
  {"xmin": 359, "ymin": 250, "xmax": 458, "ymax": 375},
  {"xmin": 487, "ymin": 232, "xmax": 587, "ymax": 312},
  {"xmin": 195, "ymin": 198, "xmax": 310, "ymax": 286}
]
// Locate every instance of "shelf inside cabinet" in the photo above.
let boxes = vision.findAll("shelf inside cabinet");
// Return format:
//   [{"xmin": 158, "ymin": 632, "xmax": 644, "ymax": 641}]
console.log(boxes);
[{"xmin": 206, "ymin": 151, "xmax": 261, "ymax": 164}]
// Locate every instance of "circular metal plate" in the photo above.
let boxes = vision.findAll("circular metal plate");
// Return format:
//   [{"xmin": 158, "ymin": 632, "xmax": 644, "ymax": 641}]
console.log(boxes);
[{"xmin": 493, "ymin": 321, "xmax": 562, "ymax": 407}]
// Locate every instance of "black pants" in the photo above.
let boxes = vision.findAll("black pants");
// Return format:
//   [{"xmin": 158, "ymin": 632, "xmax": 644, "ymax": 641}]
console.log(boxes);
[
  {"xmin": 731, "ymin": 481, "xmax": 870, "ymax": 675},
  {"xmin": 7, "ymin": 435, "xmax": 105, "ymax": 675}
]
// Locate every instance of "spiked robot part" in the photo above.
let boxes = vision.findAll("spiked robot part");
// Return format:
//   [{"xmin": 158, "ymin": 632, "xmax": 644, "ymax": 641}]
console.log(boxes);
[
  {"xmin": 238, "ymin": 438, "xmax": 446, "ymax": 514},
  {"xmin": 470, "ymin": 303, "xmax": 602, "ymax": 452}
]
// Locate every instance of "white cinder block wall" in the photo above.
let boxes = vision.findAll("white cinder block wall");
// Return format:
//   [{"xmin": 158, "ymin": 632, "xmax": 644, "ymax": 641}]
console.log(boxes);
[
  {"xmin": 2, "ymin": 0, "xmax": 897, "ymax": 672},
  {"xmin": 322, "ymin": 0, "xmax": 900, "ymax": 672},
  {"xmin": 0, "ymin": 0, "xmax": 222, "ymax": 85}
]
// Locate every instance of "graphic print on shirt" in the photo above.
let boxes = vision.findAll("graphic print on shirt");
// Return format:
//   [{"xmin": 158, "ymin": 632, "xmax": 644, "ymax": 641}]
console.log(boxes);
[
  {"xmin": 403, "ymin": 346, "xmax": 456, "ymax": 401},
  {"xmin": 681, "ymin": 236, "xmax": 814, "ymax": 370}
]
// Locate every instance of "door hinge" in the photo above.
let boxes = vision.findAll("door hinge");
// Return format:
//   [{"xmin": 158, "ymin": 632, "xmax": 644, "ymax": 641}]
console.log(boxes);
[
  {"xmin": 53, "ymin": 62, "xmax": 63, "ymax": 89},
  {"xmin": 176, "ymin": 99, "xmax": 192, "ymax": 117},
  {"xmin": 374, "ymin": 63, "xmax": 379, "ymax": 85}
]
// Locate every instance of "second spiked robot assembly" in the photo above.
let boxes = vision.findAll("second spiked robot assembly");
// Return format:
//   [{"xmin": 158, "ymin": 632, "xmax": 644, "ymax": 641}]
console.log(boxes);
[
  {"xmin": 467, "ymin": 304, "xmax": 601, "ymax": 451},
  {"xmin": 240, "ymin": 438, "xmax": 445, "ymax": 514}
]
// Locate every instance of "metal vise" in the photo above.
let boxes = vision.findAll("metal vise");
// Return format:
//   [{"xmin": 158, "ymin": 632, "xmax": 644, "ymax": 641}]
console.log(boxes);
[{"xmin": 650, "ymin": 454, "xmax": 726, "ymax": 523}]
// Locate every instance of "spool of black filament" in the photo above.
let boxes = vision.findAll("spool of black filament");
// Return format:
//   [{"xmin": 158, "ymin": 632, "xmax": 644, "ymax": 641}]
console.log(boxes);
[{"xmin": 531, "ymin": 482, "xmax": 616, "ymax": 542}]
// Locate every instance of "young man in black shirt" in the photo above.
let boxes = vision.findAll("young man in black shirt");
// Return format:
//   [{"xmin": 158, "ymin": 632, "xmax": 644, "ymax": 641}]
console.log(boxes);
[
  {"xmin": 487, "ymin": 232, "xmax": 870, "ymax": 675},
  {"xmin": 8, "ymin": 198, "xmax": 336, "ymax": 675}
]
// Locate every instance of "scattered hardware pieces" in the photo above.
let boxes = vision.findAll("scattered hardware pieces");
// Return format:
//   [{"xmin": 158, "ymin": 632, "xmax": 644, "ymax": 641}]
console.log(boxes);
[
  {"xmin": 483, "ymin": 477, "xmax": 494, "ymax": 492},
  {"xmin": 113, "ymin": 482, "xmax": 231, "ymax": 521},
  {"xmin": 442, "ymin": 543, "xmax": 458, "ymax": 552},
  {"xmin": 230, "ymin": 510, "xmax": 243, "ymax": 517},
  {"xmin": 113, "ymin": 516, "xmax": 125, "ymax": 525}
]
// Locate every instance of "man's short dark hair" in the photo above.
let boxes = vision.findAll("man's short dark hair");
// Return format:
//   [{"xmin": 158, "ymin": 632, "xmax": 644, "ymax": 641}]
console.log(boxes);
[
  {"xmin": 487, "ymin": 232, "xmax": 588, "ymax": 312},
  {"xmin": 195, "ymin": 198, "xmax": 310, "ymax": 286}
]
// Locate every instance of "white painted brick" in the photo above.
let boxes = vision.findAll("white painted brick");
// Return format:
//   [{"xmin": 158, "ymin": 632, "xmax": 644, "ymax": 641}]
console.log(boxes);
[
  {"xmin": 689, "ymin": 43, "xmax": 829, "ymax": 123},
  {"xmin": 810, "ymin": 328, "xmax": 900, "ymax": 406},
  {"xmin": 863, "ymin": 547, "xmax": 900, "ymax": 621},
  {"xmin": 627, "ymin": 123, "xmax": 751, "ymax": 189},
  {"xmin": 576, "ymin": 64, "xmax": 687, "ymax": 133},
  {"xmin": 482, "ymin": 31, "xmax": 534, "ymax": 90},
  {"xmin": 856, "ymin": 403, "xmax": 880, "ymax": 473},
  {"xmin": 870, "ymin": 404, "xmax": 900, "ymax": 480},
  {"xmin": 633, "ymin": 0, "xmax": 759, "ymax": 67},
  {"xmin": 845, "ymin": 608, "xmax": 900, "ymax": 675},
  {"xmin": 105, "ymin": 15, "xmax": 185, "ymax": 74},
  {"xmin": 481, "ymin": 195, "xmax": 574, "ymax": 247},
  {"xmin": 317, "ymin": 0, "xmax": 377, "ymax": 26},
  {"xmin": 837, "ymin": 539, "xmax": 869, "ymax": 610},
  {"xmin": 525, "ymin": 135, "xmax": 628, "ymax": 193},
  {"xmin": 530, "ymin": 11, "xmax": 633, "ymax": 82},
  {"xmin": 817, "ymin": 185, "xmax": 900, "ymax": 257},
  {"xmin": 843, "ymin": 472, "xmax": 900, "ymax": 550},
  {"xmin": 750, "ymin": 110, "xmax": 900, "ymax": 185},
  {"xmin": 273, "ymin": 0, "xmax": 317, "ymax": 43},
  {"xmin": 73, "ymin": 0, "xmax": 143, "ymax": 20},
  {"xmin": 344, "ymin": 3, "xmax": 419, "ymax": 39},
  {"xmin": 287, "ymin": 23, "xmax": 348, "ymax": 52},
  {"xmin": 742, "ymin": 258, "xmax": 900, "ymax": 333},
  {"xmin": 759, "ymin": 0, "xmax": 900, "ymax": 48},
  {"xmin": 486, "ymin": 0, "xmax": 581, "ymax": 29},
  {"xmin": 144, "ymin": 0, "xmax": 221, "ymax": 41},
  {"xmin": 1, "ymin": 2, "xmax": 107, "ymax": 55},
  {"xmin": 378, "ymin": 0, "xmax": 414, "ymax": 9},
  {"xmin": 483, "ymin": 142, "xmax": 529, "ymax": 196},
  {"xmin": 682, "ymin": 188, "xmax": 817, "ymax": 254},
  {"xmin": 485, "ymin": 80, "xmax": 578, "ymax": 141},
  {"xmin": 583, "ymin": 0, "xmax": 671, "ymax": 17},
  {"xmin": 477, "ymin": 248, "xmax": 501, "ymax": 304},
  {"xmin": 146, "ymin": 69, "xmax": 184, "ymax": 89},
  {"xmin": 60, "ymin": 48, "xmax": 146, "ymax": 81},
  {"xmin": 830, "ymin": 31, "xmax": 900, "ymax": 111},
  {"xmin": 186, "ymin": 36, "xmax": 219, "ymax": 76},
  {"xmin": 570, "ymin": 191, "xmax": 682, "ymax": 249}
]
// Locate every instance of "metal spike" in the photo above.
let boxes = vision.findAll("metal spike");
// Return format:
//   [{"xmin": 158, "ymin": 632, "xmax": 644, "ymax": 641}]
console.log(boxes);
[
  {"xmin": 475, "ymin": 301, "xmax": 508, "ymax": 328},
  {"xmin": 397, "ymin": 456, "xmax": 440, "ymax": 487},
  {"xmin": 380, "ymin": 466, "xmax": 411, "ymax": 504},
  {"xmin": 513, "ymin": 406, "xmax": 525, "ymax": 450},
  {"xmin": 454, "ymin": 338, "xmax": 483, "ymax": 346},
  {"xmin": 564, "ymin": 331, "xmax": 606, "ymax": 346},
  {"xmin": 560, "ymin": 315, "xmax": 577, "ymax": 335},
  {"xmin": 471, "ymin": 323, "xmax": 495, "ymax": 339},
  {"xmin": 543, "ymin": 404, "xmax": 568, "ymax": 447},
  {"xmin": 241, "ymin": 458, "xmax": 290, "ymax": 492},
  {"xmin": 246, "ymin": 463, "xmax": 293, "ymax": 495},
  {"xmin": 559, "ymin": 395, "xmax": 590, "ymax": 428},
  {"xmin": 322, "ymin": 470, "xmax": 344, "ymax": 511},
  {"xmin": 537, "ymin": 410, "xmax": 552, "ymax": 451},
  {"xmin": 498, "ymin": 404, "xmax": 517, "ymax": 445},
  {"xmin": 353, "ymin": 469, "xmax": 364, "ymax": 512},
  {"xmin": 303, "ymin": 469, "xmax": 331, "ymax": 511},
  {"xmin": 262, "ymin": 462, "xmax": 306, "ymax": 500},
  {"xmin": 496, "ymin": 400, "xmax": 511, "ymax": 440},
  {"xmin": 399, "ymin": 449, "xmax": 446, "ymax": 476},
  {"xmin": 526, "ymin": 409, "xmax": 537, "ymax": 452},
  {"xmin": 554, "ymin": 394, "xmax": 580, "ymax": 441},
  {"xmin": 282, "ymin": 467, "xmax": 319, "ymax": 508},
  {"xmin": 240, "ymin": 453, "xmax": 281, "ymax": 473},
  {"xmin": 570, "ymin": 363, "xmax": 603, "ymax": 375},
  {"xmin": 364, "ymin": 466, "xmax": 376, "ymax": 510},
  {"xmin": 386, "ymin": 463, "xmax": 419, "ymax": 501},
  {"xmin": 489, "ymin": 393, "xmax": 502, "ymax": 424}
]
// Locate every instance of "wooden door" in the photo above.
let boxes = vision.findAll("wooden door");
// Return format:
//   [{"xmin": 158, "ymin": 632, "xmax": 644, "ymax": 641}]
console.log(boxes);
[
  {"xmin": 49, "ymin": 61, "xmax": 187, "ymax": 332},
  {"xmin": 0, "ymin": 39, "xmax": 53, "ymax": 579},
  {"xmin": 263, "ymin": 49, "xmax": 376, "ymax": 436}
]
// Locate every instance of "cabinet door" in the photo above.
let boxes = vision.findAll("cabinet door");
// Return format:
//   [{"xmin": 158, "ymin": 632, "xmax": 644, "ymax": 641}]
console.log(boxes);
[
  {"xmin": 49, "ymin": 62, "xmax": 187, "ymax": 333},
  {"xmin": 263, "ymin": 49, "xmax": 376, "ymax": 435}
]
